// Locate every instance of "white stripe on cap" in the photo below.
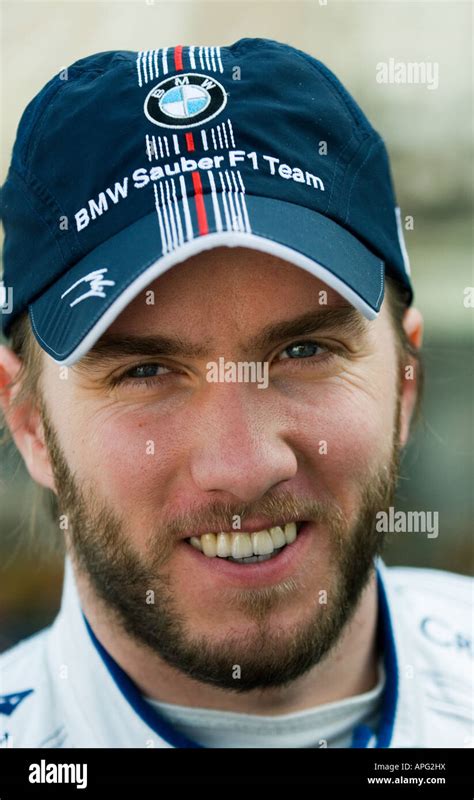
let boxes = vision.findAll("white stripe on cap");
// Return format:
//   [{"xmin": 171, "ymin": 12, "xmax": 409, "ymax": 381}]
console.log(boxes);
[
  {"xmin": 158, "ymin": 181, "xmax": 173, "ymax": 252},
  {"xmin": 153, "ymin": 184, "xmax": 168, "ymax": 255},
  {"xmin": 230, "ymin": 170, "xmax": 249, "ymax": 234},
  {"xmin": 164, "ymin": 180, "xmax": 178, "ymax": 250},
  {"xmin": 147, "ymin": 50, "xmax": 153, "ymax": 83},
  {"xmin": 145, "ymin": 134, "xmax": 153, "ymax": 162},
  {"xmin": 227, "ymin": 118, "xmax": 236, "ymax": 148},
  {"xmin": 210, "ymin": 46, "xmax": 217, "ymax": 72},
  {"xmin": 136, "ymin": 51, "xmax": 143, "ymax": 86},
  {"xmin": 218, "ymin": 172, "xmax": 231, "ymax": 231},
  {"xmin": 142, "ymin": 50, "xmax": 149, "ymax": 85},
  {"xmin": 208, "ymin": 171, "xmax": 223, "ymax": 233},
  {"xmin": 223, "ymin": 170, "xmax": 239, "ymax": 231},
  {"xmin": 395, "ymin": 206, "xmax": 411, "ymax": 276},
  {"xmin": 178, "ymin": 174, "xmax": 194, "ymax": 242},
  {"xmin": 170, "ymin": 178, "xmax": 184, "ymax": 246},
  {"xmin": 162, "ymin": 47, "xmax": 168, "ymax": 75},
  {"xmin": 236, "ymin": 171, "xmax": 251, "ymax": 234}
]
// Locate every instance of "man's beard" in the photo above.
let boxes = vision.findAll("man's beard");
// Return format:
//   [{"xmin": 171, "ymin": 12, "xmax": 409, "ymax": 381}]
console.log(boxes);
[{"xmin": 39, "ymin": 397, "xmax": 400, "ymax": 693}]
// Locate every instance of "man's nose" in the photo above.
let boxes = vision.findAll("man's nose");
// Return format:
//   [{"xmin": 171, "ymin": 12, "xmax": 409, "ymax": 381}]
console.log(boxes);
[{"xmin": 189, "ymin": 384, "xmax": 297, "ymax": 503}]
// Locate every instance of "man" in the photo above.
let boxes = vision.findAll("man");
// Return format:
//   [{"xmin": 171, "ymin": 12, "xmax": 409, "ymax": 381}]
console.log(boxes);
[{"xmin": 0, "ymin": 38, "xmax": 471, "ymax": 749}]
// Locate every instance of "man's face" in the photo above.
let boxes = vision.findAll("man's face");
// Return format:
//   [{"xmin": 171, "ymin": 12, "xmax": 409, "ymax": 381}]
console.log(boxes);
[{"xmin": 39, "ymin": 247, "xmax": 401, "ymax": 691}]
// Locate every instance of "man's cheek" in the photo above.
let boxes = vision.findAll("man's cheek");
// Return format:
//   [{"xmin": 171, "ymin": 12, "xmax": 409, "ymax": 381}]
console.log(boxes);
[
  {"xmin": 290, "ymin": 387, "xmax": 392, "ymax": 485},
  {"xmin": 81, "ymin": 417, "xmax": 178, "ymax": 503},
  {"xmin": 327, "ymin": 404, "xmax": 390, "ymax": 472}
]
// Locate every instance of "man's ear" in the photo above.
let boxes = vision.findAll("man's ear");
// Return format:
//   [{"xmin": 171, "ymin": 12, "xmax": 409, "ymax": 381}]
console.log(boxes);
[
  {"xmin": 398, "ymin": 307, "xmax": 424, "ymax": 447},
  {"xmin": 0, "ymin": 344, "xmax": 56, "ymax": 492}
]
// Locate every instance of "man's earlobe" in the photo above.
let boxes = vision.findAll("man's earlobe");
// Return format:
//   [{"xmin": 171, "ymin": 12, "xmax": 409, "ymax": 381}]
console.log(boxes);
[
  {"xmin": 0, "ymin": 344, "xmax": 55, "ymax": 492},
  {"xmin": 399, "ymin": 308, "xmax": 424, "ymax": 447},
  {"xmin": 0, "ymin": 345, "xmax": 23, "ymax": 426}
]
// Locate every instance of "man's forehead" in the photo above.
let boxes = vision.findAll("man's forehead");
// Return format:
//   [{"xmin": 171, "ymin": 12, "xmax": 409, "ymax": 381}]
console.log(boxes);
[{"xmin": 108, "ymin": 247, "xmax": 347, "ymax": 333}]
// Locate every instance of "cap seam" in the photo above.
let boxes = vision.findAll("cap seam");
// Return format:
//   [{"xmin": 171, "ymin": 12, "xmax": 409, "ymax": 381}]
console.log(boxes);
[
  {"xmin": 326, "ymin": 131, "xmax": 366, "ymax": 215},
  {"xmin": 6, "ymin": 166, "xmax": 82, "ymax": 274},
  {"xmin": 7, "ymin": 166, "xmax": 70, "ymax": 267},
  {"xmin": 16, "ymin": 79, "xmax": 64, "ymax": 172},
  {"xmin": 25, "ymin": 81, "xmax": 71, "ymax": 172},
  {"xmin": 281, "ymin": 48, "xmax": 373, "ymax": 135},
  {"xmin": 344, "ymin": 137, "xmax": 383, "ymax": 226},
  {"xmin": 26, "ymin": 69, "xmax": 105, "ymax": 172},
  {"xmin": 226, "ymin": 38, "xmax": 371, "ymax": 136}
]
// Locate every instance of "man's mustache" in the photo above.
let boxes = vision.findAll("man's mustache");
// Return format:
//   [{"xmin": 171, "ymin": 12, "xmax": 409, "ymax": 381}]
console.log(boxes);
[{"xmin": 164, "ymin": 492, "xmax": 347, "ymax": 541}]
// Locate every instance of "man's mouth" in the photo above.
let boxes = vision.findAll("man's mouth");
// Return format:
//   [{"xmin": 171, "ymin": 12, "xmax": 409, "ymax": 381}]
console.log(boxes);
[{"xmin": 185, "ymin": 521, "xmax": 304, "ymax": 564}]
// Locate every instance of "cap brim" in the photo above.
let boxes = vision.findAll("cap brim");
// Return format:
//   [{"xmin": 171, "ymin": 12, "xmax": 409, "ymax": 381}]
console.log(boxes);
[{"xmin": 29, "ymin": 193, "xmax": 384, "ymax": 365}]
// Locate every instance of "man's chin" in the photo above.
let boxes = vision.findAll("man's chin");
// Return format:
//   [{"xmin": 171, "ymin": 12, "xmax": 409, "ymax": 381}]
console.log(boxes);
[
  {"xmin": 136, "ymin": 573, "xmax": 357, "ymax": 692},
  {"xmin": 176, "ymin": 595, "xmax": 319, "ymax": 650}
]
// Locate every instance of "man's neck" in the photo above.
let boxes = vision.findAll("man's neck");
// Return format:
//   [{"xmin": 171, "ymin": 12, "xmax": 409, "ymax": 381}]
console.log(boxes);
[{"xmin": 75, "ymin": 569, "xmax": 380, "ymax": 716}]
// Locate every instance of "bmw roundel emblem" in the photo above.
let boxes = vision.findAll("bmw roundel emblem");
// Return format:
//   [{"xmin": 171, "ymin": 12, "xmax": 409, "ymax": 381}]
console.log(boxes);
[{"xmin": 144, "ymin": 73, "xmax": 227, "ymax": 129}]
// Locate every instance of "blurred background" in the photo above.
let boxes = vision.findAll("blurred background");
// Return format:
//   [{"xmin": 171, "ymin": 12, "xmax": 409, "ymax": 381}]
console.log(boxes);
[{"xmin": 1, "ymin": 0, "xmax": 472, "ymax": 652}]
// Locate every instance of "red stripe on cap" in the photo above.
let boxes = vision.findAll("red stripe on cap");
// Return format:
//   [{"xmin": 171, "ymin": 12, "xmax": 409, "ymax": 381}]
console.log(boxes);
[
  {"xmin": 174, "ymin": 46, "xmax": 184, "ymax": 71},
  {"xmin": 191, "ymin": 172, "xmax": 209, "ymax": 235},
  {"xmin": 185, "ymin": 132, "xmax": 195, "ymax": 151}
]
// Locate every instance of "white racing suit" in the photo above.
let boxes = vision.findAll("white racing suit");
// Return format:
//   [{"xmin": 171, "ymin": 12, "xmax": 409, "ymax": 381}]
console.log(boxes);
[{"xmin": 0, "ymin": 556, "xmax": 472, "ymax": 748}]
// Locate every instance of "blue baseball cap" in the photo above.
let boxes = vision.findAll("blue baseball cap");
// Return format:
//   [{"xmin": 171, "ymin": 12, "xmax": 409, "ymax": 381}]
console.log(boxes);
[{"xmin": 1, "ymin": 37, "xmax": 413, "ymax": 365}]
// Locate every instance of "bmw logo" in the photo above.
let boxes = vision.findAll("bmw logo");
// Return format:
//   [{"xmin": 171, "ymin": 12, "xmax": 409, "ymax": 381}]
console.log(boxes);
[{"xmin": 144, "ymin": 73, "xmax": 227, "ymax": 129}]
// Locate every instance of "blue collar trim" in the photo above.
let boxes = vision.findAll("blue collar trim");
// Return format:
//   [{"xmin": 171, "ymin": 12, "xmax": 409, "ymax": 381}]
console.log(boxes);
[
  {"xmin": 82, "ymin": 564, "xmax": 398, "ymax": 749},
  {"xmin": 350, "ymin": 566, "xmax": 399, "ymax": 748},
  {"xmin": 82, "ymin": 613, "xmax": 203, "ymax": 748}
]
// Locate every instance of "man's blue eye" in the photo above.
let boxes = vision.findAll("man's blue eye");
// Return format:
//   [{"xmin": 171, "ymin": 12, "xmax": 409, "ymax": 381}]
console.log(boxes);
[
  {"xmin": 112, "ymin": 362, "xmax": 172, "ymax": 387},
  {"xmin": 127, "ymin": 364, "xmax": 168, "ymax": 379},
  {"xmin": 279, "ymin": 341, "xmax": 325, "ymax": 360}
]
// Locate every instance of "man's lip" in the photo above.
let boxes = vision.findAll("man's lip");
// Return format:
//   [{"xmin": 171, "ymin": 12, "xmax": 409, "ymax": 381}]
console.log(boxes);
[
  {"xmin": 179, "ymin": 519, "xmax": 306, "ymax": 539},
  {"xmin": 179, "ymin": 521, "xmax": 314, "ymax": 587}
]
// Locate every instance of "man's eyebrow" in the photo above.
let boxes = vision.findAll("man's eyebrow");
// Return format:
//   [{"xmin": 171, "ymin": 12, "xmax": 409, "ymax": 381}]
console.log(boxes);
[
  {"xmin": 74, "ymin": 333, "xmax": 210, "ymax": 372},
  {"xmin": 74, "ymin": 306, "xmax": 368, "ymax": 372},
  {"xmin": 246, "ymin": 306, "xmax": 368, "ymax": 354}
]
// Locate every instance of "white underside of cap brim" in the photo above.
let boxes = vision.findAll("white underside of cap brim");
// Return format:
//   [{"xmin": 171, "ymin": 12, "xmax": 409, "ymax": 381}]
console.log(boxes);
[{"xmin": 52, "ymin": 231, "xmax": 379, "ymax": 366}]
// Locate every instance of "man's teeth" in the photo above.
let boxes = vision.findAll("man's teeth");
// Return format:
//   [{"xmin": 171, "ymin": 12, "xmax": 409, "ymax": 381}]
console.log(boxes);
[{"xmin": 188, "ymin": 522, "xmax": 299, "ymax": 560}]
